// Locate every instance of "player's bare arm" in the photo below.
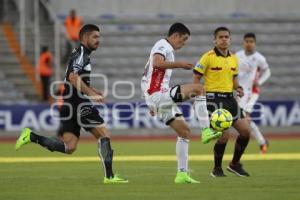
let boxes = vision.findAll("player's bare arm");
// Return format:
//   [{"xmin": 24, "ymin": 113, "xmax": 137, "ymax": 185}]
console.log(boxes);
[
  {"xmin": 153, "ymin": 54, "xmax": 193, "ymax": 70},
  {"xmin": 257, "ymin": 67, "xmax": 271, "ymax": 86},
  {"xmin": 192, "ymin": 73, "xmax": 203, "ymax": 84},
  {"xmin": 91, "ymin": 87, "xmax": 103, "ymax": 95},
  {"xmin": 69, "ymin": 72, "xmax": 104, "ymax": 103},
  {"xmin": 233, "ymin": 76, "xmax": 244, "ymax": 97}
]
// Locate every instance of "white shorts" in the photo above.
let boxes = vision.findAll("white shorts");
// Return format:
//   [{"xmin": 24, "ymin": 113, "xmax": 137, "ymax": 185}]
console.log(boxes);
[
  {"xmin": 238, "ymin": 92, "xmax": 259, "ymax": 113},
  {"xmin": 145, "ymin": 86, "xmax": 183, "ymax": 125}
]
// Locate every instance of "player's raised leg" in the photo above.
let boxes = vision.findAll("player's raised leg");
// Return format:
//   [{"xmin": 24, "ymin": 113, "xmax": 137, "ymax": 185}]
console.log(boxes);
[
  {"xmin": 169, "ymin": 116, "xmax": 200, "ymax": 184},
  {"xmin": 15, "ymin": 128, "xmax": 31, "ymax": 150},
  {"xmin": 15, "ymin": 128, "xmax": 67, "ymax": 153},
  {"xmin": 90, "ymin": 126, "xmax": 128, "ymax": 184},
  {"xmin": 179, "ymin": 84, "xmax": 222, "ymax": 143}
]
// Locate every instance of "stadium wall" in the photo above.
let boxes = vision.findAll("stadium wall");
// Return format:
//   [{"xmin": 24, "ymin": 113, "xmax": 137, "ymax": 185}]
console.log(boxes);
[{"xmin": 50, "ymin": 0, "xmax": 300, "ymax": 17}]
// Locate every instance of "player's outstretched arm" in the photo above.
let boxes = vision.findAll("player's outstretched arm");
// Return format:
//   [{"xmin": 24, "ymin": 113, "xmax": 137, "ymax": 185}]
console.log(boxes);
[
  {"xmin": 153, "ymin": 54, "xmax": 193, "ymax": 70},
  {"xmin": 91, "ymin": 87, "xmax": 103, "ymax": 95}
]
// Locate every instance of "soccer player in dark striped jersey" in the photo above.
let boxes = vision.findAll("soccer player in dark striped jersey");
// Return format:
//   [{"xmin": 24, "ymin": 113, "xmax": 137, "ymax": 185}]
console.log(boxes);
[{"xmin": 15, "ymin": 24, "xmax": 128, "ymax": 184}]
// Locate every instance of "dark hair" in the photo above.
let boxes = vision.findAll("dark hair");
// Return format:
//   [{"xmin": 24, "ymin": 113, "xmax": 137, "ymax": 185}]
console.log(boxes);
[
  {"xmin": 41, "ymin": 46, "xmax": 48, "ymax": 53},
  {"xmin": 168, "ymin": 22, "xmax": 190, "ymax": 37},
  {"xmin": 79, "ymin": 24, "xmax": 100, "ymax": 41},
  {"xmin": 244, "ymin": 32, "xmax": 256, "ymax": 41},
  {"xmin": 214, "ymin": 27, "xmax": 231, "ymax": 38}
]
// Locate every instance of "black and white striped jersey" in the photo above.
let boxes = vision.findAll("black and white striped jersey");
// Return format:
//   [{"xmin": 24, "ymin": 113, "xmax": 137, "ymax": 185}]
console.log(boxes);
[{"xmin": 63, "ymin": 44, "xmax": 92, "ymax": 104}]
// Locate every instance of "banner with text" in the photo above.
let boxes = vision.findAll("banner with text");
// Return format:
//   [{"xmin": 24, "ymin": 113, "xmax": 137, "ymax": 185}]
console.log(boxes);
[{"xmin": 0, "ymin": 101, "xmax": 299, "ymax": 131}]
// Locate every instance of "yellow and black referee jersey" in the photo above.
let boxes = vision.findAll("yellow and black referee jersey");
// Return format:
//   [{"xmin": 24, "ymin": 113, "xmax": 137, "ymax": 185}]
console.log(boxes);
[{"xmin": 193, "ymin": 47, "xmax": 238, "ymax": 93}]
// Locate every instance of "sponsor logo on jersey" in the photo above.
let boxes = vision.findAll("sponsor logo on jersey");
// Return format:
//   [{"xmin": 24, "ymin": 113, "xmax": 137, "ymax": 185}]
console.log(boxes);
[
  {"xmin": 84, "ymin": 64, "xmax": 91, "ymax": 71},
  {"xmin": 195, "ymin": 63, "xmax": 204, "ymax": 70}
]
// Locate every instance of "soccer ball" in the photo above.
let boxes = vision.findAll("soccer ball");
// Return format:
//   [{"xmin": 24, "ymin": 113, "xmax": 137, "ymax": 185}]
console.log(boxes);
[{"xmin": 210, "ymin": 109, "xmax": 233, "ymax": 131}]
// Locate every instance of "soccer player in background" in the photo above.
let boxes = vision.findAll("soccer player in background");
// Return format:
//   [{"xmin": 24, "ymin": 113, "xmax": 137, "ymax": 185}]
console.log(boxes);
[
  {"xmin": 141, "ymin": 23, "xmax": 222, "ymax": 183},
  {"xmin": 236, "ymin": 32, "xmax": 271, "ymax": 154},
  {"xmin": 193, "ymin": 27, "xmax": 252, "ymax": 177},
  {"xmin": 15, "ymin": 24, "xmax": 128, "ymax": 184}
]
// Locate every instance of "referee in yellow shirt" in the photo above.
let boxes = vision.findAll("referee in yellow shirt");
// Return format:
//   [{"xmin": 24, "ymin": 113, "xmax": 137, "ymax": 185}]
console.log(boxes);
[{"xmin": 193, "ymin": 27, "xmax": 251, "ymax": 177}]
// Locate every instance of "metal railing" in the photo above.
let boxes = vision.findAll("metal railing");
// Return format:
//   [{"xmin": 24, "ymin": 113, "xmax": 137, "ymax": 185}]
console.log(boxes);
[
  {"xmin": 40, "ymin": 0, "xmax": 66, "ymax": 82},
  {"xmin": 13, "ymin": 0, "xmax": 64, "ymax": 82}
]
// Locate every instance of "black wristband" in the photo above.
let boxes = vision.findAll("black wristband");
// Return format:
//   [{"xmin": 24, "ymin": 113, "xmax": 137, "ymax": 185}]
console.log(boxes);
[{"xmin": 237, "ymin": 86, "xmax": 243, "ymax": 90}]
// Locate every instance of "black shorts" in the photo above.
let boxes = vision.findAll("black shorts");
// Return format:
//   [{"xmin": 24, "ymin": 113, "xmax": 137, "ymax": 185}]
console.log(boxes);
[
  {"xmin": 206, "ymin": 92, "xmax": 244, "ymax": 121},
  {"xmin": 59, "ymin": 102, "xmax": 104, "ymax": 137},
  {"xmin": 170, "ymin": 85, "xmax": 183, "ymax": 103}
]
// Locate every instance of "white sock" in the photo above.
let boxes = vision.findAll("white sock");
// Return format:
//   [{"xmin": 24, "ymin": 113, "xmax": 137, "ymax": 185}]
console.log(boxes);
[
  {"xmin": 194, "ymin": 95, "xmax": 210, "ymax": 129},
  {"xmin": 250, "ymin": 121, "xmax": 266, "ymax": 145},
  {"xmin": 176, "ymin": 137, "xmax": 189, "ymax": 172}
]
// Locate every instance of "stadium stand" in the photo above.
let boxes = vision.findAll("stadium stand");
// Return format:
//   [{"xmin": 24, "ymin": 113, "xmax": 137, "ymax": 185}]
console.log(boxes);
[
  {"xmin": 0, "ymin": 30, "xmax": 26, "ymax": 102},
  {"xmin": 85, "ymin": 16, "xmax": 300, "ymax": 101},
  {"xmin": 0, "ymin": 1, "xmax": 63, "ymax": 102},
  {"xmin": 1, "ymin": 1, "xmax": 300, "ymax": 103}
]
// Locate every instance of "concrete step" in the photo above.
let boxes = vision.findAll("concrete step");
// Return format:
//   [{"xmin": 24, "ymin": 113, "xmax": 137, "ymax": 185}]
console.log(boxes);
[
  {"xmin": 0, "ymin": 92, "xmax": 24, "ymax": 101},
  {"xmin": 101, "ymin": 34, "xmax": 300, "ymax": 47},
  {"xmin": 92, "ymin": 44, "xmax": 300, "ymax": 58},
  {"xmin": 0, "ymin": 56, "xmax": 19, "ymax": 63},
  {"xmin": 11, "ymin": 78, "xmax": 33, "ymax": 86},
  {"xmin": 0, "ymin": 65, "xmax": 21, "ymax": 72},
  {"xmin": 0, "ymin": 47, "xmax": 13, "ymax": 54},
  {"xmin": 17, "ymin": 85, "xmax": 39, "ymax": 95},
  {"xmin": 4, "ymin": 70, "xmax": 28, "ymax": 77},
  {"xmin": 24, "ymin": 93, "xmax": 40, "ymax": 102}
]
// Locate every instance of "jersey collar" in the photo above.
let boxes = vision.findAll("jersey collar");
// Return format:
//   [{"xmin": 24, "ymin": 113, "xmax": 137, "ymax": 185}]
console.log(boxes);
[
  {"xmin": 80, "ymin": 43, "xmax": 92, "ymax": 55},
  {"xmin": 165, "ymin": 38, "xmax": 175, "ymax": 51},
  {"xmin": 244, "ymin": 49, "xmax": 256, "ymax": 56},
  {"xmin": 214, "ymin": 47, "xmax": 231, "ymax": 57}
]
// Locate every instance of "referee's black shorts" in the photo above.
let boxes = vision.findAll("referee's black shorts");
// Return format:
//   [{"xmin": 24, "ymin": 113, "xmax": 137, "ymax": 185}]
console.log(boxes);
[
  {"xmin": 58, "ymin": 102, "xmax": 104, "ymax": 137},
  {"xmin": 206, "ymin": 92, "xmax": 244, "ymax": 121}
]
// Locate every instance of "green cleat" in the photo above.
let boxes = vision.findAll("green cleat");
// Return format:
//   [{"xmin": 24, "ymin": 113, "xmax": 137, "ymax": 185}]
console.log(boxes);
[
  {"xmin": 103, "ymin": 174, "xmax": 129, "ymax": 184},
  {"xmin": 15, "ymin": 128, "xmax": 32, "ymax": 151},
  {"xmin": 174, "ymin": 171, "xmax": 200, "ymax": 184},
  {"xmin": 201, "ymin": 127, "xmax": 222, "ymax": 144}
]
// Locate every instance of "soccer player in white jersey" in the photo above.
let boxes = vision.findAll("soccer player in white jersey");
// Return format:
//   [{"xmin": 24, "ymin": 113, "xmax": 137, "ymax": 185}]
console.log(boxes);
[
  {"xmin": 236, "ymin": 33, "xmax": 271, "ymax": 154},
  {"xmin": 141, "ymin": 23, "xmax": 222, "ymax": 183}
]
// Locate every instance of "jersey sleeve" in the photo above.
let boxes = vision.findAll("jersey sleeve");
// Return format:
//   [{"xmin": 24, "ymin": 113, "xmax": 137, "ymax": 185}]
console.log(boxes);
[
  {"xmin": 193, "ymin": 53, "xmax": 209, "ymax": 75},
  {"xmin": 232, "ymin": 54, "xmax": 239, "ymax": 76},
  {"xmin": 258, "ymin": 55, "xmax": 269, "ymax": 70},
  {"xmin": 71, "ymin": 50, "xmax": 84, "ymax": 74},
  {"xmin": 235, "ymin": 51, "xmax": 242, "ymax": 66},
  {"xmin": 152, "ymin": 43, "xmax": 168, "ymax": 59},
  {"xmin": 257, "ymin": 54, "xmax": 271, "ymax": 85}
]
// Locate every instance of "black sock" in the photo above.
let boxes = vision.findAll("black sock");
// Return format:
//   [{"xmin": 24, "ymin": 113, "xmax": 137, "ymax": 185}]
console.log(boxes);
[
  {"xmin": 232, "ymin": 135, "xmax": 250, "ymax": 165},
  {"xmin": 98, "ymin": 137, "xmax": 114, "ymax": 178},
  {"xmin": 214, "ymin": 142, "xmax": 227, "ymax": 169},
  {"xmin": 30, "ymin": 131, "xmax": 66, "ymax": 153}
]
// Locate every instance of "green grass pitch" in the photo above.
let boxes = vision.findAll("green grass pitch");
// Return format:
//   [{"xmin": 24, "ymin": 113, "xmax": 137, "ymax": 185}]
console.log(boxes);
[{"xmin": 0, "ymin": 138, "xmax": 300, "ymax": 200}]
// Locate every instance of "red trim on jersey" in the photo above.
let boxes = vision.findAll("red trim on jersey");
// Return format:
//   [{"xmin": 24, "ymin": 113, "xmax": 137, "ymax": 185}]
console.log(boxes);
[
  {"xmin": 252, "ymin": 85, "xmax": 260, "ymax": 94},
  {"xmin": 252, "ymin": 68, "xmax": 261, "ymax": 94},
  {"xmin": 147, "ymin": 67, "xmax": 166, "ymax": 95}
]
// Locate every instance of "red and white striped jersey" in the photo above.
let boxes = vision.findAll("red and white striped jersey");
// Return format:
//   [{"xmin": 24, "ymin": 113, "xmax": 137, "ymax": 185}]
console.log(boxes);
[{"xmin": 141, "ymin": 39, "xmax": 174, "ymax": 97}]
